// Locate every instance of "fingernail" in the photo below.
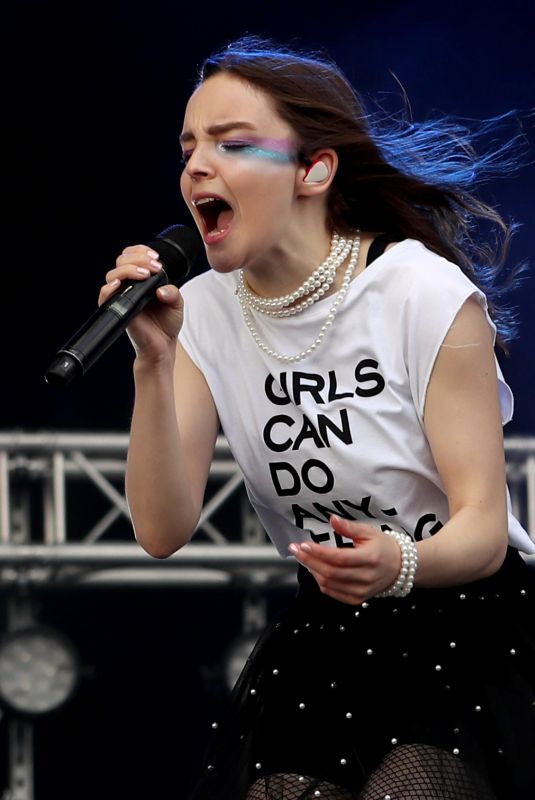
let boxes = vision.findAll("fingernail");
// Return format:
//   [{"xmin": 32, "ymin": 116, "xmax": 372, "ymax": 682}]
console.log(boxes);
[
  {"xmin": 150, "ymin": 259, "xmax": 162, "ymax": 270},
  {"xmin": 289, "ymin": 544, "xmax": 299, "ymax": 555},
  {"xmin": 136, "ymin": 267, "xmax": 150, "ymax": 276},
  {"xmin": 147, "ymin": 249, "xmax": 159, "ymax": 259},
  {"xmin": 301, "ymin": 543, "xmax": 312, "ymax": 552},
  {"xmin": 158, "ymin": 286, "xmax": 170, "ymax": 298},
  {"xmin": 108, "ymin": 278, "xmax": 120, "ymax": 287}
]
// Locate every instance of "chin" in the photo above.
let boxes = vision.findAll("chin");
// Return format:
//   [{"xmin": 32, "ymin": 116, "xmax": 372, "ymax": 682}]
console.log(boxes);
[{"xmin": 205, "ymin": 253, "xmax": 241, "ymax": 274}]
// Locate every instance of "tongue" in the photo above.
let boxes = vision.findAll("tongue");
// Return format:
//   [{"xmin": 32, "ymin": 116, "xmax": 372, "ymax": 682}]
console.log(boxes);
[{"xmin": 217, "ymin": 207, "xmax": 234, "ymax": 230}]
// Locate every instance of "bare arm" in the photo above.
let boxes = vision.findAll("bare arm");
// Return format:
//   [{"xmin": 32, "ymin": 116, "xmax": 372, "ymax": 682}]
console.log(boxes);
[
  {"xmin": 414, "ymin": 295, "xmax": 508, "ymax": 584},
  {"xmin": 289, "ymin": 295, "xmax": 509, "ymax": 602},
  {"xmin": 126, "ymin": 340, "xmax": 219, "ymax": 558},
  {"xmin": 99, "ymin": 244, "xmax": 219, "ymax": 558}
]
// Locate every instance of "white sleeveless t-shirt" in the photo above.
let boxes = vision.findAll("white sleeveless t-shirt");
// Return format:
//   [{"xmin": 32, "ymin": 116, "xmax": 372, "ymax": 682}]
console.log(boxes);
[{"xmin": 179, "ymin": 239, "xmax": 534, "ymax": 557}]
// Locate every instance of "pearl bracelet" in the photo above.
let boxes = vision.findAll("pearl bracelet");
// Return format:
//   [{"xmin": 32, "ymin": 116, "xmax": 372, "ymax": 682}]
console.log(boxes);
[{"xmin": 376, "ymin": 530, "xmax": 419, "ymax": 598}]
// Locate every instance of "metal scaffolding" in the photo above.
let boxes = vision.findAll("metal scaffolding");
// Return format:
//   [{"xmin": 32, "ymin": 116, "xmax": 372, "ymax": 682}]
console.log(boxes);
[
  {"xmin": 0, "ymin": 431, "xmax": 296, "ymax": 591},
  {"xmin": 0, "ymin": 431, "xmax": 534, "ymax": 799},
  {"xmin": 0, "ymin": 431, "xmax": 293, "ymax": 800},
  {"xmin": 0, "ymin": 431, "xmax": 534, "ymax": 587}
]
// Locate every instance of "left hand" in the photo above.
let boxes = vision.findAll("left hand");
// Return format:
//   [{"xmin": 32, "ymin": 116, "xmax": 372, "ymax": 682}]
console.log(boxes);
[{"xmin": 289, "ymin": 515, "xmax": 402, "ymax": 604}]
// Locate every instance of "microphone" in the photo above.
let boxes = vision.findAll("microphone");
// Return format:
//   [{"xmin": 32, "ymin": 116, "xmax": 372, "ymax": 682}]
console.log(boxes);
[{"xmin": 45, "ymin": 224, "xmax": 200, "ymax": 388}]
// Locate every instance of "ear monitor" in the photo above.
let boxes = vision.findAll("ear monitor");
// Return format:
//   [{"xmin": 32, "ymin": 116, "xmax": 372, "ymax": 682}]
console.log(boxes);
[{"xmin": 303, "ymin": 160, "xmax": 330, "ymax": 184}]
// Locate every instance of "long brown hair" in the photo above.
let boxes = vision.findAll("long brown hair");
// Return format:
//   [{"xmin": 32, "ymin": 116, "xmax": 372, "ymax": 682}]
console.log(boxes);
[{"xmin": 199, "ymin": 36, "xmax": 527, "ymax": 352}]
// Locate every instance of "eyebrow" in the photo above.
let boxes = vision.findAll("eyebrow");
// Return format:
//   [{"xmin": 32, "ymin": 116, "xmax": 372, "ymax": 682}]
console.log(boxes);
[{"xmin": 179, "ymin": 121, "xmax": 257, "ymax": 145}]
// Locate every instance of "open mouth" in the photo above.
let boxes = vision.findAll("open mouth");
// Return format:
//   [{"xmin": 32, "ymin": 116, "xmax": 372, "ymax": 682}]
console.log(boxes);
[{"xmin": 194, "ymin": 196, "xmax": 234, "ymax": 236}]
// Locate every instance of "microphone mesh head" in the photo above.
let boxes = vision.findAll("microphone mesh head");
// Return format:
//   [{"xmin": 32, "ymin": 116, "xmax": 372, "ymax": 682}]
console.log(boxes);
[{"xmin": 151, "ymin": 224, "xmax": 201, "ymax": 284}]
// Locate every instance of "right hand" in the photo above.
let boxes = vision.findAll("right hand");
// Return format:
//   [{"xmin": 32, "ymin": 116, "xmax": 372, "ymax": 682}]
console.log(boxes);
[{"xmin": 99, "ymin": 244, "xmax": 185, "ymax": 363}]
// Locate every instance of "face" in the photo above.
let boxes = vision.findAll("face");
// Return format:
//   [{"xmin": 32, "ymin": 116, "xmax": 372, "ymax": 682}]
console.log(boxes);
[{"xmin": 180, "ymin": 72, "xmax": 302, "ymax": 273}]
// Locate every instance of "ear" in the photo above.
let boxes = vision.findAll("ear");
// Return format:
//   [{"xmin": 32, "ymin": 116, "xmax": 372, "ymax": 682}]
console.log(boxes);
[
  {"xmin": 304, "ymin": 161, "xmax": 330, "ymax": 183},
  {"xmin": 297, "ymin": 149, "xmax": 338, "ymax": 196}
]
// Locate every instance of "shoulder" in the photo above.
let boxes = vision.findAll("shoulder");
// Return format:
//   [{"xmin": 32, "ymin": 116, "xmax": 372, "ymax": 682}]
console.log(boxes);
[
  {"xmin": 376, "ymin": 239, "xmax": 468, "ymax": 283},
  {"xmin": 369, "ymin": 239, "xmax": 487, "ymax": 312},
  {"xmin": 370, "ymin": 239, "xmax": 496, "ymax": 354}
]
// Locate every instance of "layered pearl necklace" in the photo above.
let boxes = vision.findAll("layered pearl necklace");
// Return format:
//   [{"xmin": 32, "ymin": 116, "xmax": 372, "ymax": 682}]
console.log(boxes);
[{"xmin": 236, "ymin": 231, "xmax": 361, "ymax": 363}]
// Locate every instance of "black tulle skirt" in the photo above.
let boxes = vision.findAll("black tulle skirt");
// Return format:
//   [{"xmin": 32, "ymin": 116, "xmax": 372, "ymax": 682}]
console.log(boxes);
[{"xmin": 189, "ymin": 547, "xmax": 535, "ymax": 799}]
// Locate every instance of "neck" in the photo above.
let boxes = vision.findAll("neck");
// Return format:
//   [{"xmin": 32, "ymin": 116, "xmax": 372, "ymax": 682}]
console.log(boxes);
[
  {"xmin": 244, "ymin": 223, "xmax": 334, "ymax": 299},
  {"xmin": 236, "ymin": 234, "xmax": 361, "ymax": 363}
]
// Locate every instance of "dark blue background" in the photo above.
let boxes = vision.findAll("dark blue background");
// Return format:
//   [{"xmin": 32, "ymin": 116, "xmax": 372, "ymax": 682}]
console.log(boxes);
[
  {"xmin": 2, "ymin": 2, "xmax": 534, "ymax": 798},
  {"xmin": 5, "ymin": 0, "xmax": 534, "ymax": 434}
]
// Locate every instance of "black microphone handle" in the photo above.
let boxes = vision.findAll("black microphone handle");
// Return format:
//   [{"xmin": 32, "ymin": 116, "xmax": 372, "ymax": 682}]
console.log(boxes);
[
  {"xmin": 45, "ymin": 225, "xmax": 198, "ymax": 388},
  {"xmin": 46, "ymin": 270, "xmax": 170, "ymax": 386}
]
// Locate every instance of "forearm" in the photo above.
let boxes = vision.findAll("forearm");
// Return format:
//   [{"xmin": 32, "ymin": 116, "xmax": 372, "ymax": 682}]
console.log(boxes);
[
  {"xmin": 126, "ymin": 357, "xmax": 199, "ymax": 558},
  {"xmin": 414, "ymin": 503, "xmax": 508, "ymax": 588}
]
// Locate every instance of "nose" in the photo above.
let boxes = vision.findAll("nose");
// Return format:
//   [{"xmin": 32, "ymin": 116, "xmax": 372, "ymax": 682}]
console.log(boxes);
[{"xmin": 184, "ymin": 144, "xmax": 216, "ymax": 181}]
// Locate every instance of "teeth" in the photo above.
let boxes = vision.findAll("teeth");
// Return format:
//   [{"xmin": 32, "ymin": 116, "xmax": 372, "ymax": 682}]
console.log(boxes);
[{"xmin": 193, "ymin": 197, "xmax": 217, "ymax": 207}]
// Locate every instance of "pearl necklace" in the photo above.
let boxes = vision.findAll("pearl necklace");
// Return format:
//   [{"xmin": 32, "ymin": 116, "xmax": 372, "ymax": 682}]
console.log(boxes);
[
  {"xmin": 237, "ymin": 232, "xmax": 351, "ymax": 317},
  {"xmin": 236, "ymin": 233, "xmax": 361, "ymax": 363}
]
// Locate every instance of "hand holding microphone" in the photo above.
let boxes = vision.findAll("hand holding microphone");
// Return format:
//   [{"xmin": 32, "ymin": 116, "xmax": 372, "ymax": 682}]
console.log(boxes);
[
  {"xmin": 45, "ymin": 225, "xmax": 200, "ymax": 387},
  {"xmin": 100, "ymin": 241, "xmax": 185, "ymax": 359}
]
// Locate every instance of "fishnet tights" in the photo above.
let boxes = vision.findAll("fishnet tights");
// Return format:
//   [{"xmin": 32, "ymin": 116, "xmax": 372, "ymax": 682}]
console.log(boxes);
[
  {"xmin": 245, "ymin": 744, "xmax": 496, "ymax": 800},
  {"xmin": 246, "ymin": 773, "xmax": 354, "ymax": 800}
]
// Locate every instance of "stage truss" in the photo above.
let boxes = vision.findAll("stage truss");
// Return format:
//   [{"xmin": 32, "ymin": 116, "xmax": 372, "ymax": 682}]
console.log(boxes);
[
  {"xmin": 0, "ymin": 431, "xmax": 533, "ymax": 583},
  {"xmin": 0, "ymin": 431, "xmax": 534, "ymax": 800}
]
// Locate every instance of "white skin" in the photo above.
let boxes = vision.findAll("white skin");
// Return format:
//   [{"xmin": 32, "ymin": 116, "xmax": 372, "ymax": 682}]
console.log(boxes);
[{"xmin": 99, "ymin": 72, "xmax": 508, "ymax": 604}]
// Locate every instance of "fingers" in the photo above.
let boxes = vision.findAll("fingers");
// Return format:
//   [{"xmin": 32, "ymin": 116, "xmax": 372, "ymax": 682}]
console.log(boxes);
[
  {"xmin": 98, "ymin": 245, "xmax": 164, "ymax": 306},
  {"xmin": 289, "ymin": 519, "xmax": 403, "ymax": 604},
  {"xmin": 290, "ymin": 544, "xmax": 386, "ymax": 604},
  {"xmin": 288, "ymin": 515, "xmax": 380, "ymax": 570},
  {"xmin": 315, "ymin": 584, "xmax": 367, "ymax": 606},
  {"xmin": 330, "ymin": 514, "xmax": 380, "ymax": 541},
  {"xmin": 115, "ymin": 244, "xmax": 163, "ymax": 272},
  {"xmin": 289, "ymin": 541, "xmax": 375, "ymax": 581},
  {"xmin": 307, "ymin": 557, "xmax": 373, "ymax": 604},
  {"xmin": 155, "ymin": 284, "xmax": 182, "ymax": 305},
  {"xmin": 290, "ymin": 531, "xmax": 398, "ymax": 575},
  {"xmin": 109, "ymin": 244, "xmax": 164, "ymax": 283}
]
